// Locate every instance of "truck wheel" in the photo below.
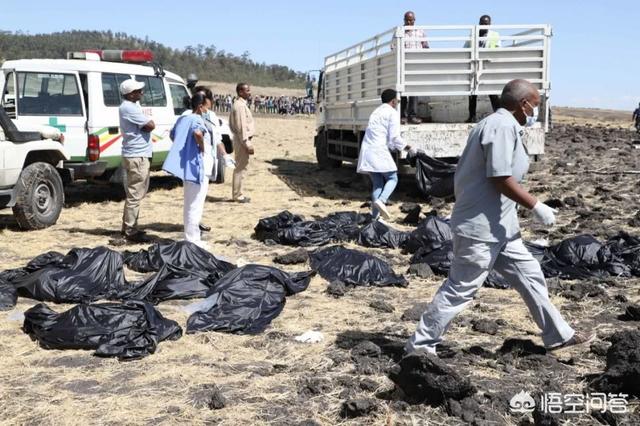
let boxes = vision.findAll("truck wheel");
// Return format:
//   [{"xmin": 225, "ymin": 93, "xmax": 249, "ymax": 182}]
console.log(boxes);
[
  {"xmin": 12, "ymin": 162, "xmax": 64, "ymax": 230},
  {"xmin": 315, "ymin": 131, "xmax": 342, "ymax": 169}
]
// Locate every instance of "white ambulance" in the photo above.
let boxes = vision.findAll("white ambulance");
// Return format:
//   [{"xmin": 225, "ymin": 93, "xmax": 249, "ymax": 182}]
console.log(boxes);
[{"xmin": 0, "ymin": 50, "xmax": 231, "ymax": 181}]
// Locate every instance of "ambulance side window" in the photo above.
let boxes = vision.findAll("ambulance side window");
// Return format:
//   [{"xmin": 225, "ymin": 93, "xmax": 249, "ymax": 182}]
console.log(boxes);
[
  {"xmin": 169, "ymin": 84, "xmax": 189, "ymax": 115},
  {"xmin": 101, "ymin": 73, "xmax": 130, "ymax": 106},
  {"xmin": 16, "ymin": 72, "xmax": 82, "ymax": 116},
  {"xmin": 134, "ymin": 75, "xmax": 167, "ymax": 107}
]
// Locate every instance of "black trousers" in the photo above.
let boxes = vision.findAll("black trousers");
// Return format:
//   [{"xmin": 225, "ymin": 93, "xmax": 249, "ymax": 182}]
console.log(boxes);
[
  {"xmin": 401, "ymin": 96, "xmax": 418, "ymax": 118},
  {"xmin": 469, "ymin": 95, "xmax": 501, "ymax": 118}
]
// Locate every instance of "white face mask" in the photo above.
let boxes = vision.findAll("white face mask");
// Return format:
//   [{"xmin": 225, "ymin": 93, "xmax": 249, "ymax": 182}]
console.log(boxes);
[{"xmin": 525, "ymin": 102, "xmax": 539, "ymax": 127}]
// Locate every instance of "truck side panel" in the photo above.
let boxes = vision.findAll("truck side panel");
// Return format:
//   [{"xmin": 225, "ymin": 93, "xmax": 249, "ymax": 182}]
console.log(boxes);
[{"xmin": 318, "ymin": 24, "xmax": 552, "ymax": 163}]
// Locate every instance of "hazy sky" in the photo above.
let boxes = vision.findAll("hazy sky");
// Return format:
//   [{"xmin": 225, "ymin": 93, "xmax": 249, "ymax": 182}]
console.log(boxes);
[{"xmin": 2, "ymin": 0, "xmax": 637, "ymax": 110}]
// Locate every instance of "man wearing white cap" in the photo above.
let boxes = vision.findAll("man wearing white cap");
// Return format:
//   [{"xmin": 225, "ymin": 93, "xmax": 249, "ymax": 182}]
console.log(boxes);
[{"xmin": 118, "ymin": 78, "xmax": 155, "ymax": 242}]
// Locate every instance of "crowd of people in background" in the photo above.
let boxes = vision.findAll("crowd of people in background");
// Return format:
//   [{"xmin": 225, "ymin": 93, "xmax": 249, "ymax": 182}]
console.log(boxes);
[{"xmin": 211, "ymin": 94, "xmax": 316, "ymax": 115}]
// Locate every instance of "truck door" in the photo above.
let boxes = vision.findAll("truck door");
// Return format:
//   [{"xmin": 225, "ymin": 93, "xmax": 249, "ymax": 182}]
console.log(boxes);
[{"xmin": 12, "ymin": 70, "xmax": 86, "ymax": 157}]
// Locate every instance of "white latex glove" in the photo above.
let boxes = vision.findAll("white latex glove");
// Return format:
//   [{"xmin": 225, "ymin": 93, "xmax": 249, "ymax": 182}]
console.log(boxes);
[
  {"xmin": 407, "ymin": 146, "xmax": 418, "ymax": 157},
  {"xmin": 223, "ymin": 155, "xmax": 236, "ymax": 169},
  {"xmin": 531, "ymin": 201, "xmax": 557, "ymax": 226}
]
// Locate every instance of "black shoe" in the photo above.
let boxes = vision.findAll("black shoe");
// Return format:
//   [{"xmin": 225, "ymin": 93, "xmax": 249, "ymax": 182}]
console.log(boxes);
[
  {"xmin": 124, "ymin": 230, "xmax": 152, "ymax": 244},
  {"xmin": 466, "ymin": 116, "xmax": 477, "ymax": 123},
  {"xmin": 199, "ymin": 223, "xmax": 211, "ymax": 232}
]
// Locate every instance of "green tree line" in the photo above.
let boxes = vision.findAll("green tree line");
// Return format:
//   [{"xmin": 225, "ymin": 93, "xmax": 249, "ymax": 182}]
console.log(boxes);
[{"xmin": 0, "ymin": 30, "xmax": 306, "ymax": 89}]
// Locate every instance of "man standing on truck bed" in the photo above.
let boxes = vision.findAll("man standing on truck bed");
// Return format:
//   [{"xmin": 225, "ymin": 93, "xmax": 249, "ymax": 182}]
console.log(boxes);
[
  {"xmin": 404, "ymin": 79, "xmax": 595, "ymax": 356},
  {"xmin": 229, "ymin": 82, "xmax": 255, "ymax": 203},
  {"xmin": 357, "ymin": 88, "xmax": 415, "ymax": 220},
  {"xmin": 118, "ymin": 78, "xmax": 155, "ymax": 242},
  {"xmin": 466, "ymin": 15, "xmax": 502, "ymax": 123},
  {"xmin": 401, "ymin": 11, "xmax": 428, "ymax": 125}
]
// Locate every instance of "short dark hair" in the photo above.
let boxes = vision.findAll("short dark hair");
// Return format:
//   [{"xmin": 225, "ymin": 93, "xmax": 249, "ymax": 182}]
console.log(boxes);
[
  {"xmin": 191, "ymin": 92, "xmax": 207, "ymax": 110},
  {"xmin": 236, "ymin": 83, "xmax": 248, "ymax": 95},
  {"xmin": 193, "ymin": 85, "xmax": 213, "ymax": 101},
  {"xmin": 381, "ymin": 89, "xmax": 397, "ymax": 104}
]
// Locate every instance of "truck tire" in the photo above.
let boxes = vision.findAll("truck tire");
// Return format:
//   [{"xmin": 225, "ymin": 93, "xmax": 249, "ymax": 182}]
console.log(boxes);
[
  {"xmin": 315, "ymin": 131, "xmax": 342, "ymax": 169},
  {"xmin": 12, "ymin": 162, "xmax": 64, "ymax": 230}
]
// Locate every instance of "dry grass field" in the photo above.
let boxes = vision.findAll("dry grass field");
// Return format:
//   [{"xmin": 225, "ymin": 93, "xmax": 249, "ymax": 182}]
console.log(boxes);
[{"xmin": 0, "ymin": 108, "xmax": 639, "ymax": 425}]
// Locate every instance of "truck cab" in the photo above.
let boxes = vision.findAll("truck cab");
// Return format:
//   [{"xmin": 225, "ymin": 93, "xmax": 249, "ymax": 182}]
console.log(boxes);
[{"xmin": 315, "ymin": 24, "xmax": 552, "ymax": 170}]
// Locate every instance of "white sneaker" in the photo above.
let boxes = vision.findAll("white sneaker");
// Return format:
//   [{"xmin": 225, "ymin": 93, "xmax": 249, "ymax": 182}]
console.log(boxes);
[{"xmin": 373, "ymin": 199, "xmax": 391, "ymax": 219}]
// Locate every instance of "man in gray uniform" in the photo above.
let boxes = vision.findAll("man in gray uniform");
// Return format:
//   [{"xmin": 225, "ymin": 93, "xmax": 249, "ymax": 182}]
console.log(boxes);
[{"xmin": 405, "ymin": 79, "xmax": 594, "ymax": 355}]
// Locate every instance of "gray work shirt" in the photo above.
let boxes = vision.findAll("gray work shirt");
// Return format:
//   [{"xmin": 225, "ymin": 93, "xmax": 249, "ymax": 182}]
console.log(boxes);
[
  {"xmin": 450, "ymin": 108, "xmax": 530, "ymax": 243},
  {"xmin": 119, "ymin": 100, "xmax": 152, "ymax": 158}
]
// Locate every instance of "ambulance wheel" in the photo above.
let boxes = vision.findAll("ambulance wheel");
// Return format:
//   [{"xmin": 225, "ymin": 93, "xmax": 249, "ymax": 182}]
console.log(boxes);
[{"xmin": 13, "ymin": 162, "xmax": 64, "ymax": 230}]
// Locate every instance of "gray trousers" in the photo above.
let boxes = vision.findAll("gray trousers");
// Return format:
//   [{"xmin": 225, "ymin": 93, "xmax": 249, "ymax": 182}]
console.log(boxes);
[{"xmin": 406, "ymin": 235, "xmax": 575, "ymax": 354}]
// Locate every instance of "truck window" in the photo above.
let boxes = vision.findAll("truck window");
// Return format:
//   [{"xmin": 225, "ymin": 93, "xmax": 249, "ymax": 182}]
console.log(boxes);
[
  {"xmin": 101, "ymin": 73, "xmax": 130, "ymax": 106},
  {"xmin": 169, "ymin": 84, "xmax": 189, "ymax": 115},
  {"xmin": 2, "ymin": 72, "xmax": 16, "ymax": 118},
  {"xmin": 134, "ymin": 75, "xmax": 167, "ymax": 107},
  {"xmin": 16, "ymin": 72, "xmax": 83, "ymax": 116}
]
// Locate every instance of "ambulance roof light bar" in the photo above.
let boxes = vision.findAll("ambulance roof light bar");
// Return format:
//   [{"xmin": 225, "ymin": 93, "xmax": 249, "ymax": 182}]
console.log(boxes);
[{"xmin": 66, "ymin": 50, "xmax": 154, "ymax": 63}]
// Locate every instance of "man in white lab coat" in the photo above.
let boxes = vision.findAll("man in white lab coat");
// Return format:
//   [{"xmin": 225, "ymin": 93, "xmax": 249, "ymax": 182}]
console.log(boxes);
[{"xmin": 357, "ymin": 89, "xmax": 415, "ymax": 220}]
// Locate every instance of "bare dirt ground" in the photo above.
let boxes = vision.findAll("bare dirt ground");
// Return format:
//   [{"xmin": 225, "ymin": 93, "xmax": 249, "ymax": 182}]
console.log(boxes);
[
  {"xmin": 553, "ymin": 106, "xmax": 634, "ymax": 127},
  {"xmin": 1, "ymin": 109, "xmax": 639, "ymax": 425}
]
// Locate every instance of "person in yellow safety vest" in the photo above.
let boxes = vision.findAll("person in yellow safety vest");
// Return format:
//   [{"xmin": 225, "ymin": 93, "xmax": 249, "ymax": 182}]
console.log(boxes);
[{"xmin": 466, "ymin": 15, "xmax": 502, "ymax": 122}]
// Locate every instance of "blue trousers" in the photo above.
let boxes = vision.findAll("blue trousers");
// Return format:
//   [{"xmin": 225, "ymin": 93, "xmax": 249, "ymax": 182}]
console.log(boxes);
[{"xmin": 369, "ymin": 171, "xmax": 398, "ymax": 218}]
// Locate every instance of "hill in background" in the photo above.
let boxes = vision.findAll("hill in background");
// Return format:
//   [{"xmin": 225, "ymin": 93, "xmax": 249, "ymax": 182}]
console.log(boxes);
[{"xmin": 0, "ymin": 29, "xmax": 307, "ymax": 89}]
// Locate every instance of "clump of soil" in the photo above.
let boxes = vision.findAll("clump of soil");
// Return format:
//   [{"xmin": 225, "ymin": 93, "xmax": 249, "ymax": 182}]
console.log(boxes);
[
  {"xmin": 369, "ymin": 300, "xmax": 395, "ymax": 313},
  {"xmin": 388, "ymin": 352, "xmax": 476, "ymax": 405},
  {"xmin": 273, "ymin": 249, "xmax": 308, "ymax": 265},
  {"xmin": 590, "ymin": 330, "xmax": 640, "ymax": 397},
  {"xmin": 340, "ymin": 398, "xmax": 378, "ymax": 418},
  {"xmin": 401, "ymin": 303, "xmax": 429, "ymax": 321},
  {"xmin": 189, "ymin": 384, "xmax": 226, "ymax": 410}
]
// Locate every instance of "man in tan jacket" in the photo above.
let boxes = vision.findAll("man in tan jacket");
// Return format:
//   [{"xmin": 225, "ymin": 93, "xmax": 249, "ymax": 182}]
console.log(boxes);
[{"xmin": 229, "ymin": 82, "xmax": 255, "ymax": 202}]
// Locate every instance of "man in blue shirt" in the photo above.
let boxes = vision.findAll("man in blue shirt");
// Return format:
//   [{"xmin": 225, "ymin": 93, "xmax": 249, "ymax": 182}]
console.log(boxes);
[{"xmin": 119, "ymin": 79, "xmax": 155, "ymax": 242}]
